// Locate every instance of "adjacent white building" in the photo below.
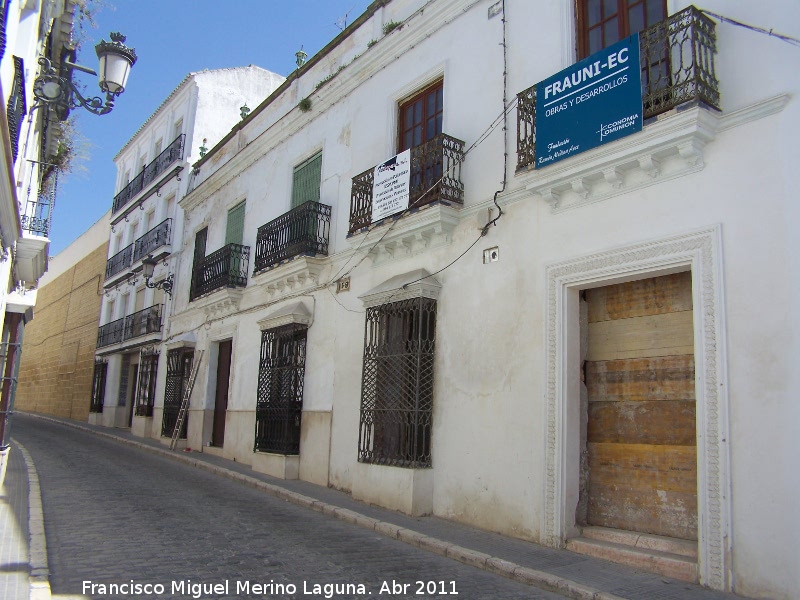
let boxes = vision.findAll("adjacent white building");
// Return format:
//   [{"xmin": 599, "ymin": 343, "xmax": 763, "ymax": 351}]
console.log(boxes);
[
  {"xmin": 90, "ymin": 66, "xmax": 284, "ymax": 434},
  {"xmin": 92, "ymin": 1, "xmax": 798, "ymax": 597},
  {"xmin": 0, "ymin": 0, "xmax": 78, "ymax": 480}
]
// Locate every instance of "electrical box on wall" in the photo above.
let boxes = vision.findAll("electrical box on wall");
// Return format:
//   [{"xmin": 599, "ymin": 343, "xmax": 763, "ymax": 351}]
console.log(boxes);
[{"xmin": 483, "ymin": 247, "xmax": 499, "ymax": 263}]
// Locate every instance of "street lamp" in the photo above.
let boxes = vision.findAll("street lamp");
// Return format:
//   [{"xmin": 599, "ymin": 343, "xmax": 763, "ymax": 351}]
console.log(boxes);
[
  {"xmin": 141, "ymin": 255, "xmax": 174, "ymax": 298},
  {"xmin": 32, "ymin": 32, "xmax": 137, "ymax": 117}
]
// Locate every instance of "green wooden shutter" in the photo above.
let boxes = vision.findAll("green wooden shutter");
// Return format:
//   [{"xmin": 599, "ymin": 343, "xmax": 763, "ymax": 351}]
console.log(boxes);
[
  {"xmin": 225, "ymin": 201, "xmax": 246, "ymax": 246},
  {"xmin": 291, "ymin": 152, "xmax": 322, "ymax": 209}
]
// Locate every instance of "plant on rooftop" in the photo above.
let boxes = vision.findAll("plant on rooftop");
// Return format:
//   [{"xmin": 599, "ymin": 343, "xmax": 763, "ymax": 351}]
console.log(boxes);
[
  {"xmin": 298, "ymin": 97, "xmax": 312, "ymax": 112},
  {"xmin": 383, "ymin": 20, "xmax": 402, "ymax": 35}
]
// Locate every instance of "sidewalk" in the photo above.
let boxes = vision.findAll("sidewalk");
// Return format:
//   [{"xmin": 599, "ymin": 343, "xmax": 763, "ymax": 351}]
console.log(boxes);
[{"xmin": 21, "ymin": 412, "xmax": 743, "ymax": 600}]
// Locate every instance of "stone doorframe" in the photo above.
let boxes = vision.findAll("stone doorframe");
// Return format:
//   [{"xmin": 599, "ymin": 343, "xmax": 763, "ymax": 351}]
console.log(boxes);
[{"xmin": 543, "ymin": 225, "xmax": 731, "ymax": 591}]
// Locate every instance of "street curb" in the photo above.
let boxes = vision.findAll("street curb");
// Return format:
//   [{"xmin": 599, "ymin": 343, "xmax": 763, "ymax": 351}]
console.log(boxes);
[
  {"xmin": 15, "ymin": 441, "xmax": 52, "ymax": 600},
  {"xmin": 25, "ymin": 413, "xmax": 627, "ymax": 600}
]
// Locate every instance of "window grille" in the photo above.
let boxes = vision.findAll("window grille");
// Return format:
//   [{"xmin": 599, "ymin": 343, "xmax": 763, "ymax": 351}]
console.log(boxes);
[
  {"xmin": 135, "ymin": 352, "xmax": 159, "ymax": 417},
  {"xmin": 90, "ymin": 361, "xmax": 107, "ymax": 413},
  {"xmin": 162, "ymin": 348, "xmax": 193, "ymax": 438},
  {"xmin": 254, "ymin": 324, "xmax": 307, "ymax": 454},
  {"xmin": 358, "ymin": 297, "xmax": 436, "ymax": 468}
]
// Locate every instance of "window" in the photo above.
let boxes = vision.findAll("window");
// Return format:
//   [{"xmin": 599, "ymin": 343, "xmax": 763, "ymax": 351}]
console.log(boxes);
[
  {"xmin": 154, "ymin": 138, "xmax": 163, "ymax": 158},
  {"xmin": 358, "ymin": 297, "xmax": 436, "ymax": 468},
  {"xmin": 173, "ymin": 118, "xmax": 183, "ymax": 140},
  {"xmin": 90, "ymin": 362, "xmax": 107, "ymax": 413},
  {"xmin": 291, "ymin": 152, "xmax": 322, "ymax": 209},
  {"xmin": 135, "ymin": 352, "xmax": 159, "ymax": 417},
  {"xmin": 254, "ymin": 324, "xmax": 307, "ymax": 454},
  {"xmin": 577, "ymin": 0, "xmax": 666, "ymax": 59},
  {"xmin": 225, "ymin": 201, "xmax": 246, "ymax": 246},
  {"xmin": 162, "ymin": 348, "xmax": 193, "ymax": 438},
  {"xmin": 398, "ymin": 80, "xmax": 443, "ymax": 152}
]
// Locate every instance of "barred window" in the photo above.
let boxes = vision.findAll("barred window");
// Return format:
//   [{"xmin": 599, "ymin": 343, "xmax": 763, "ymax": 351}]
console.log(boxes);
[
  {"xmin": 254, "ymin": 324, "xmax": 307, "ymax": 455},
  {"xmin": 162, "ymin": 348, "xmax": 193, "ymax": 438},
  {"xmin": 135, "ymin": 352, "xmax": 159, "ymax": 417},
  {"xmin": 90, "ymin": 361, "xmax": 107, "ymax": 413},
  {"xmin": 358, "ymin": 297, "xmax": 436, "ymax": 468}
]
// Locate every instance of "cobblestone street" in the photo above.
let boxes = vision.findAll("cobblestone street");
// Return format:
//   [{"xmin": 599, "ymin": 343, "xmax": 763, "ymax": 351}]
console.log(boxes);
[{"xmin": 12, "ymin": 414, "xmax": 565, "ymax": 599}]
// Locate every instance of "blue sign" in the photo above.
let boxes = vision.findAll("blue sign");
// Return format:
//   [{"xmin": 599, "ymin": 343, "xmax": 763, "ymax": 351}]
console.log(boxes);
[{"xmin": 535, "ymin": 35, "xmax": 642, "ymax": 168}]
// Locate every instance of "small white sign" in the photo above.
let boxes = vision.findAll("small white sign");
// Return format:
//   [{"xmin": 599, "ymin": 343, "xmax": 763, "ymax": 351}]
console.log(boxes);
[{"xmin": 371, "ymin": 149, "xmax": 411, "ymax": 223}]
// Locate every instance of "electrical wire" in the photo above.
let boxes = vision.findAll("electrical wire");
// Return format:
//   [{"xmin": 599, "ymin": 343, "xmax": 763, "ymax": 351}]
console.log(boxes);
[{"xmin": 700, "ymin": 9, "xmax": 800, "ymax": 47}]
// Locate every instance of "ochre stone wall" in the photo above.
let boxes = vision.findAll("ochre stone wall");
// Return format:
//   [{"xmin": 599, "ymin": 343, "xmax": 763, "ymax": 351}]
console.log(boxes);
[{"xmin": 16, "ymin": 242, "xmax": 108, "ymax": 421}]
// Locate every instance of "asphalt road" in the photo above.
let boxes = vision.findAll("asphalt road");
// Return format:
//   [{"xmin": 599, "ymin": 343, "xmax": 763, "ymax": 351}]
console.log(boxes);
[{"xmin": 12, "ymin": 414, "xmax": 564, "ymax": 599}]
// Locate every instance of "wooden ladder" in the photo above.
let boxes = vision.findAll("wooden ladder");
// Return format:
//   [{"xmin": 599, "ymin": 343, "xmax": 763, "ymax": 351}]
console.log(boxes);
[{"xmin": 169, "ymin": 349, "xmax": 203, "ymax": 451}]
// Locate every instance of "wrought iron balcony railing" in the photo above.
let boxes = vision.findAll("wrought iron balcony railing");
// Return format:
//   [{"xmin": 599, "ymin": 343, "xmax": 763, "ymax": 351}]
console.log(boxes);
[
  {"xmin": 105, "ymin": 243, "xmax": 133, "ymax": 281},
  {"xmin": 97, "ymin": 305, "xmax": 163, "ymax": 349},
  {"xmin": 349, "ymin": 133, "xmax": 465, "ymax": 234},
  {"xmin": 253, "ymin": 201, "xmax": 331, "ymax": 274},
  {"xmin": 7, "ymin": 57, "xmax": 26, "ymax": 162},
  {"xmin": 516, "ymin": 5, "xmax": 719, "ymax": 170},
  {"xmin": 133, "ymin": 218, "xmax": 172, "ymax": 263},
  {"xmin": 123, "ymin": 304, "xmax": 163, "ymax": 341},
  {"xmin": 190, "ymin": 243, "xmax": 249, "ymax": 301},
  {"xmin": 112, "ymin": 134, "xmax": 185, "ymax": 214},
  {"xmin": 20, "ymin": 199, "xmax": 53, "ymax": 237},
  {"xmin": 97, "ymin": 317, "xmax": 125, "ymax": 348}
]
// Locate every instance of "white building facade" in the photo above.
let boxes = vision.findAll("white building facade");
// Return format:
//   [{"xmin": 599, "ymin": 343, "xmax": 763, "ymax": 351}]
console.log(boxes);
[
  {"xmin": 116, "ymin": 1, "xmax": 798, "ymax": 597},
  {"xmin": 90, "ymin": 67, "xmax": 284, "ymax": 435},
  {"xmin": 0, "ymin": 0, "xmax": 79, "ymax": 480}
]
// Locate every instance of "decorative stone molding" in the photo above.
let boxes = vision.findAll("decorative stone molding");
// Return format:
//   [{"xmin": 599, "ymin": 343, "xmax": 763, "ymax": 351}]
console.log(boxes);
[
  {"xmin": 165, "ymin": 331, "xmax": 196, "ymax": 350},
  {"xmin": 520, "ymin": 94, "xmax": 789, "ymax": 215},
  {"xmin": 347, "ymin": 203, "xmax": 460, "ymax": 267},
  {"xmin": 543, "ymin": 226, "xmax": 730, "ymax": 590},
  {"xmin": 187, "ymin": 288, "xmax": 244, "ymax": 319},
  {"xmin": 257, "ymin": 301, "xmax": 312, "ymax": 331},
  {"xmin": 359, "ymin": 269, "xmax": 441, "ymax": 308},
  {"xmin": 251, "ymin": 256, "xmax": 326, "ymax": 301},
  {"xmin": 522, "ymin": 105, "xmax": 717, "ymax": 213}
]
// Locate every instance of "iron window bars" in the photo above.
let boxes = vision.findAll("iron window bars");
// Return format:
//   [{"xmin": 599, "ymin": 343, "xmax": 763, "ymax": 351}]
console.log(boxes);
[
  {"xmin": 135, "ymin": 351, "xmax": 159, "ymax": 417},
  {"xmin": 254, "ymin": 324, "xmax": 308, "ymax": 455},
  {"xmin": 516, "ymin": 5, "xmax": 719, "ymax": 170},
  {"xmin": 253, "ymin": 201, "xmax": 331, "ymax": 274},
  {"xmin": 161, "ymin": 348, "xmax": 193, "ymax": 438},
  {"xmin": 358, "ymin": 296, "xmax": 436, "ymax": 468},
  {"xmin": 90, "ymin": 361, "xmax": 107, "ymax": 413}
]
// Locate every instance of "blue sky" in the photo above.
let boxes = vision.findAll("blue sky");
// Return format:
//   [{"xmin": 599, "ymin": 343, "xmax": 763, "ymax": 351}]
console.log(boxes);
[{"xmin": 51, "ymin": 0, "xmax": 372, "ymax": 255}]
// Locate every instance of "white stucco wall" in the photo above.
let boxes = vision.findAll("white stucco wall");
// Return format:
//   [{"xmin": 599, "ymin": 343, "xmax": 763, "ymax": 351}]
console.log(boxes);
[{"xmin": 144, "ymin": 1, "xmax": 800, "ymax": 597}]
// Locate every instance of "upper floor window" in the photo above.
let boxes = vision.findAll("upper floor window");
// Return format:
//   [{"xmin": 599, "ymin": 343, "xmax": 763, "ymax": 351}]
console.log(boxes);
[
  {"xmin": 576, "ymin": 0, "xmax": 666, "ymax": 59},
  {"xmin": 398, "ymin": 80, "xmax": 443, "ymax": 152},
  {"xmin": 173, "ymin": 119, "xmax": 183, "ymax": 140},
  {"xmin": 291, "ymin": 152, "xmax": 322, "ymax": 209}
]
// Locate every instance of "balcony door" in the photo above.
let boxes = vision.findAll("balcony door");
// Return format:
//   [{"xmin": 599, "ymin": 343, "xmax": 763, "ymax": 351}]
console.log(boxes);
[{"xmin": 398, "ymin": 80, "xmax": 443, "ymax": 153}]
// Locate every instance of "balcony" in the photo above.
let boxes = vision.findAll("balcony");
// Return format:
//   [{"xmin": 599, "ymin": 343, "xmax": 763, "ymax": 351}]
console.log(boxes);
[
  {"xmin": 20, "ymin": 199, "xmax": 53, "ymax": 237},
  {"xmin": 105, "ymin": 243, "xmax": 133, "ymax": 281},
  {"xmin": 97, "ymin": 305, "xmax": 163, "ymax": 349},
  {"xmin": 123, "ymin": 304, "xmax": 163, "ymax": 340},
  {"xmin": 97, "ymin": 318, "xmax": 124, "ymax": 348},
  {"xmin": 349, "ymin": 133, "xmax": 465, "ymax": 235},
  {"xmin": 133, "ymin": 218, "xmax": 172, "ymax": 263},
  {"xmin": 516, "ymin": 6, "xmax": 719, "ymax": 171},
  {"xmin": 112, "ymin": 134, "xmax": 185, "ymax": 215},
  {"xmin": 253, "ymin": 201, "xmax": 331, "ymax": 274},
  {"xmin": 190, "ymin": 243, "xmax": 249, "ymax": 301}
]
